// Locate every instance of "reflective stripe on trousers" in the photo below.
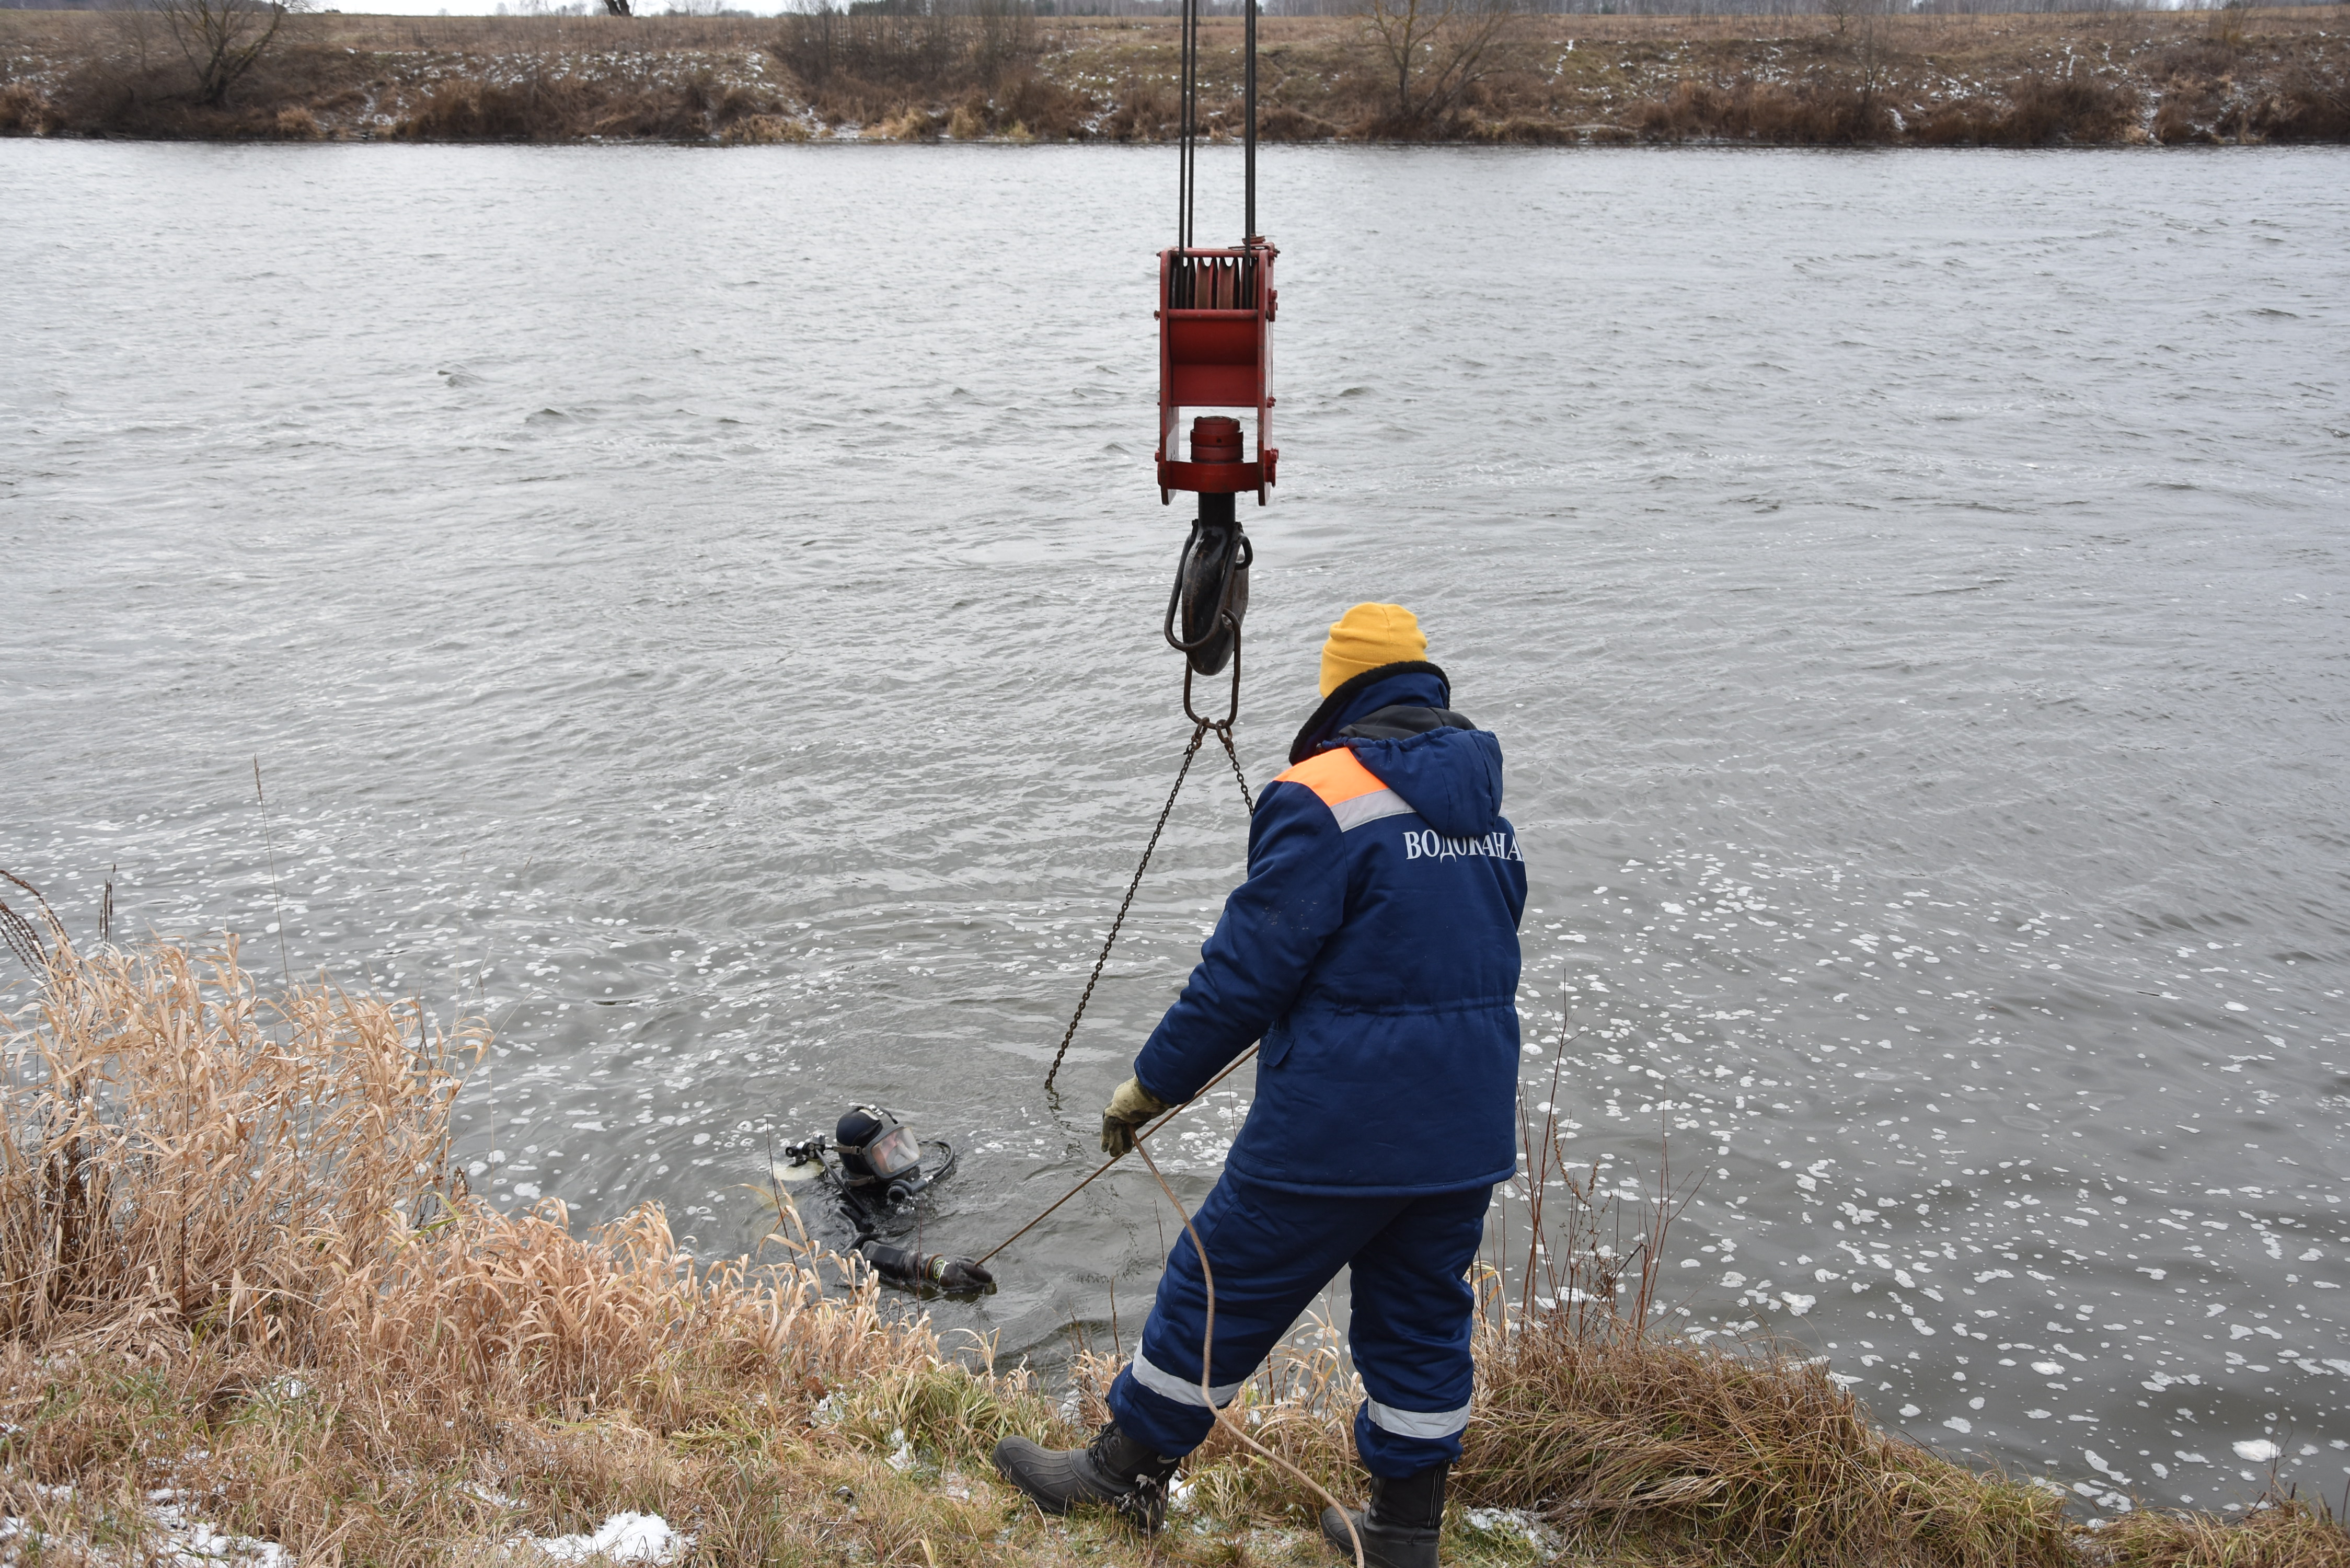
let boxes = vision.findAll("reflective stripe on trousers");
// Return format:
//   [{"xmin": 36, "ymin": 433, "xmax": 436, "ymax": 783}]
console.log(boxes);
[
  {"xmin": 1364, "ymin": 1396, "xmax": 1471, "ymax": 1439},
  {"xmin": 1130, "ymin": 1348, "xmax": 1244, "ymax": 1410}
]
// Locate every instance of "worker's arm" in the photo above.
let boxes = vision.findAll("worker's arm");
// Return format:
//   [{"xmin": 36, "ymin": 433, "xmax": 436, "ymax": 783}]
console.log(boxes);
[{"xmin": 1131, "ymin": 781, "xmax": 1348, "ymax": 1104}]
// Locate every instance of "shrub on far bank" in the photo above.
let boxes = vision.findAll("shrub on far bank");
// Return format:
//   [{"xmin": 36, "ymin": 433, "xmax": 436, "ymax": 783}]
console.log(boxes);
[
  {"xmin": 392, "ymin": 64, "xmax": 786, "ymax": 142},
  {"xmin": 2240, "ymin": 63, "xmax": 2350, "ymax": 140},
  {"xmin": 0, "ymin": 79, "xmax": 59, "ymax": 133},
  {"xmin": 722, "ymin": 110, "xmax": 811, "ymax": 143},
  {"xmin": 1633, "ymin": 78, "xmax": 1894, "ymax": 144},
  {"xmin": 2001, "ymin": 66, "xmax": 2142, "ymax": 145},
  {"xmin": 43, "ymin": 36, "xmax": 376, "ymax": 139}
]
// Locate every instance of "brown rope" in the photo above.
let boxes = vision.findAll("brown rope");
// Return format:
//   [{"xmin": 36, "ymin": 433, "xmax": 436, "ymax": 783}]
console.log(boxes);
[
  {"xmin": 1135, "ymin": 1137, "xmax": 1364, "ymax": 1568},
  {"xmin": 975, "ymin": 1043, "xmax": 1257, "ymax": 1269}
]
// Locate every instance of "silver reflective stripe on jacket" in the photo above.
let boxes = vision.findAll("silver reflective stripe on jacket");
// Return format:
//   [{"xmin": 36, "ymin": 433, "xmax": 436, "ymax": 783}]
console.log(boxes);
[
  {"xmin": 1364, "ymin": 1397, "xmax": 1471, "ymax": 1438},
  {"xmin": 1328, "ymin": 789, "xmax": 1414, "ymax": 833},
  {"xmin": 1132, "ymin": 1348, "xmax": 1245, "ymax": 1409}
]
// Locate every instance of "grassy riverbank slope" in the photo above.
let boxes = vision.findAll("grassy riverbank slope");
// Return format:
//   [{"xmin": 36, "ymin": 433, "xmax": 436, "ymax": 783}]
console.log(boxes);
[
  {"xmin": 0, "ymin": 897, "xmax": 2345, "ymax": 1563},
  {"xmin": 3, "ymin": 5, "xmax": 2346, "ymax": 145}
]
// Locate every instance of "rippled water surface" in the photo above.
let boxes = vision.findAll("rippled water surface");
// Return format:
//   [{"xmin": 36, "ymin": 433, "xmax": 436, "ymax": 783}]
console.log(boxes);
[{"xmin": 6, "ymin": 141, "xmax": 2349, "ymax": 1513}]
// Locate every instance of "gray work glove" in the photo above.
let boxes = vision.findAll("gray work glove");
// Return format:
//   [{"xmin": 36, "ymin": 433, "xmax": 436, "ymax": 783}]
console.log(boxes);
[{"xmin": 1100, "ymin": 1076, "xmax": 1169, "ymax": 1157}]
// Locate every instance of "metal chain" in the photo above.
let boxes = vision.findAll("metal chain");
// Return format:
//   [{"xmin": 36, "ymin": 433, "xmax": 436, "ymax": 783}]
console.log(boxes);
[
  {"xmin": 1043, "ymin": 722, "xmax": 1209, "ymax": 1092},
  {"xmin": 1213, "ymin": 722, "xmax": 1255, "ymax": 816},
  {"xmin": 1040, "ymin": 719, "xmax": 1259, "ymax": 1093}
]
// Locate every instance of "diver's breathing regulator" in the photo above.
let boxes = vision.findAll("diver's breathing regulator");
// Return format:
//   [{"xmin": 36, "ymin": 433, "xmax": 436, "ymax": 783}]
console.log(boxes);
[{"xmin": 776, "ymin": 1105, "xmax": 993, "ymax": 1296}]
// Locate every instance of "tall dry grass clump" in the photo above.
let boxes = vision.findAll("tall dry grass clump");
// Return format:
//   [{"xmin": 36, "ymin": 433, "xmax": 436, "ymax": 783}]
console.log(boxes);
[
  {"xmin": 0, "ymin": 901, "xmax": 885, "ymax": 1410},
  {"xmin": 2099, "ymin": 1493, "xmax": 2350, "ymax": 1567},
  {"xmin": 1461, "ymin": 1310, "xmax": 2070, "ymax": 1566},
  {"xmin": 0, "ymin": 931, "xmax": 469, "ymax": 1353},
  {"xmin": 0, "ymin": 888, "xmax": 1074, "ymax": 1561},
  {"xmin": 0, "ymin": 80, "xmax": 60, "ymax": 134}
]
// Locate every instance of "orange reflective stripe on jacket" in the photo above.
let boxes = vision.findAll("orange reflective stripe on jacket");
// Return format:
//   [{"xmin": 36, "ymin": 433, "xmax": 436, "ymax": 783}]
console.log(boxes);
[{"xmin": 1273, "ymin": 748, "xmax": 1418, "ymax": 833}]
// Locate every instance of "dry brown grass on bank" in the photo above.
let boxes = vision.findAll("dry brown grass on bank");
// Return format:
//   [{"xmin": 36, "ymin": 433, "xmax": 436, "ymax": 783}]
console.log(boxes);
[
  {"xmin": 2095, "ymin": 1495, "xmax": 2350, "ymax": 1567},
  {"xmin": 1462, "ymin": 1316, "xmax": 2072, "ymax": 1567},
  {"xmin": 0, "ymin": 898, "xmax": 1079, "ymax": 1562},
  {"xmin": 2, "ymin": 4, "xmax": 2346, "ymax": 143},
  {"xmin": 1, "ymin": 882, "xmax": 2346, "ymax": 1564}
]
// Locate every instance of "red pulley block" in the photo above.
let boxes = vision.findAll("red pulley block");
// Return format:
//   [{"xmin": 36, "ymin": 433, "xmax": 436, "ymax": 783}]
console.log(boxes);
[{"xmin": 1155, "ymin": 243, "xmax": 1278, "ymax": 505}]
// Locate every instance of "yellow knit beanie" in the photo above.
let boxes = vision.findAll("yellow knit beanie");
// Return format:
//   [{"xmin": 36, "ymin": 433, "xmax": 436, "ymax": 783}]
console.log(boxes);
[{"xmin": 1319, "ymin": 603, "xmax": 1428, "ymax": 696}]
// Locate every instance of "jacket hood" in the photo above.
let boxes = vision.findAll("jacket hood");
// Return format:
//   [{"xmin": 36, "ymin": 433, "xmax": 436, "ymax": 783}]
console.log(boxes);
[
  {"xmin": 1345, "ymin": 725, "xmax": 1505, "ymax": 840},
  {"xmin": 1287, "ymin": 662, "xmax": 1450, "ymax": 765}
]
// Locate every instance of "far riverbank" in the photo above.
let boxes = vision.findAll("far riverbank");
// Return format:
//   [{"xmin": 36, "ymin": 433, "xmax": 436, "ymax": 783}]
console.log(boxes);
[{"xmin": 3, "ymin": 5, "xmax": 2346, "ymax": 145}]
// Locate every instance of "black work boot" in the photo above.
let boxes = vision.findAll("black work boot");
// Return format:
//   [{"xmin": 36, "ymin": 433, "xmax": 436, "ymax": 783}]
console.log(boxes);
[
  {"xmin": 1320, "ymin": 1462, "xmax": 1447, "ymax": 1568},
  {"xmin": 992, "ymin": 1421, "xmax": 1181, "ymax": 1531}
]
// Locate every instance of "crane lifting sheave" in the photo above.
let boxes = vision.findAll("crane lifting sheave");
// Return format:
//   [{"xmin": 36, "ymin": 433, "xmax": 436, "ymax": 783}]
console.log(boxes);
[
  {"xmin": 1154, "ymin": 0, "xmax": 1273, "ymax": 681},
  {"xmin": 1157, "ymin": 243, "xmax": 1277, "ymax": 505}
]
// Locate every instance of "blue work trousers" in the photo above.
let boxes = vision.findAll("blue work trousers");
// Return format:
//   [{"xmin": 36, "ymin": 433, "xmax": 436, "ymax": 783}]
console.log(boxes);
[{"xmin": 1105, "ymin": 1170, "xmax": 1492, "ymax": 1478}]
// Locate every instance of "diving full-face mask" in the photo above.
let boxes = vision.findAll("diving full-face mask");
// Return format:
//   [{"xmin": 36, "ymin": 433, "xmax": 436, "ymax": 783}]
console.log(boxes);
[{"xmin": 834, "ymin": 1106, "xmax": 925, "ymax": 1203}]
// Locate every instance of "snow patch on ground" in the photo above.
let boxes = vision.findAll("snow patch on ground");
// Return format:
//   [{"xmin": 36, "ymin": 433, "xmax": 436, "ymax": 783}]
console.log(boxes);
[
  {"xmin": 0, "ymin": 1486, "xmax": 293, "ymax": 1567},
  {"xmin": 509, "ymin": 1512, "xmax": 690, "ymax": 1565},
  {"xmin": 1462, "ymin": 1505, "xmax": 1561, "ymax": 1560}
]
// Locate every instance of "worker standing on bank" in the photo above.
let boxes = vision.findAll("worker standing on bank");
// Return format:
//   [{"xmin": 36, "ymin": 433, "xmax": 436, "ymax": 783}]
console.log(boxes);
[{"xmin": 995, "ymin": 604, "xmax": 1526, "ymax": 1568}]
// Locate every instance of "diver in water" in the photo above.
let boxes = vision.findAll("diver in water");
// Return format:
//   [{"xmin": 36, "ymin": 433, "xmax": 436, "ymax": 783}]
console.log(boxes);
[{"xmin": 783, "ymin": 1106, "xmax": 993, "ymax": 1295}]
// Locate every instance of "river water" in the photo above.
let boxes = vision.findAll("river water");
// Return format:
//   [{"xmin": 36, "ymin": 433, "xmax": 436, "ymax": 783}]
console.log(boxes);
[{"xmin": 5, "ymin": 141, "xmax": 2348, "ymax": 1515}]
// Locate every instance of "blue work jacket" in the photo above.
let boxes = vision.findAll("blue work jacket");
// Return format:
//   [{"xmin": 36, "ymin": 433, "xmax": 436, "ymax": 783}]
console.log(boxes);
[{"xmin": 1132, "ymin": 665, "xmax": 1526, "ymax": 1195}]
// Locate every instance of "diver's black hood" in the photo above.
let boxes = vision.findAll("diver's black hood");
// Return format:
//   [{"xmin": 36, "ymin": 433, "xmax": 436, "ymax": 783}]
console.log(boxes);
[{"xmin": 836, "ymin": 1108, "xmax": 888, "ymax": 1178}]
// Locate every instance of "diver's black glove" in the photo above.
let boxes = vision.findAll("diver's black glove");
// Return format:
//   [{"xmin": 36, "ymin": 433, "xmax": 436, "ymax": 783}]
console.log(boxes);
[
  {"xmin": 923, "ymin": 1254, "xmax": 995, "ymax": 1292},
  {"xmin": 860, "ymin": 1241, "xmax": 994, "ymax": 1293}
]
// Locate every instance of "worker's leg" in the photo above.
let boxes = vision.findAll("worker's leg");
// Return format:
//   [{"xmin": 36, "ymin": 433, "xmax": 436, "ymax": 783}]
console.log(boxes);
[
  {"xmin": 1342, "ymin": 1183, "xmax": 1491, "ymax": 1477},
  {"xmin": 1107, "ymin": 1171, "xmax": 1400, "ymax": 1459}
]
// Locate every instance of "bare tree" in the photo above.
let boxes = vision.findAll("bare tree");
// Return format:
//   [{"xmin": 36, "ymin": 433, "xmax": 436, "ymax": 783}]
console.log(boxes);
[
  {"xmin": 149, "ymin": 0, "xmax": 304, "ymax": 106},
  {"xmin": 106, "ymin": 1, "xmax": 164, "ymax": 76},
  {"xmin": 1356, "ymin": 0, "xmax": 1522, "ymax": 133}
]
